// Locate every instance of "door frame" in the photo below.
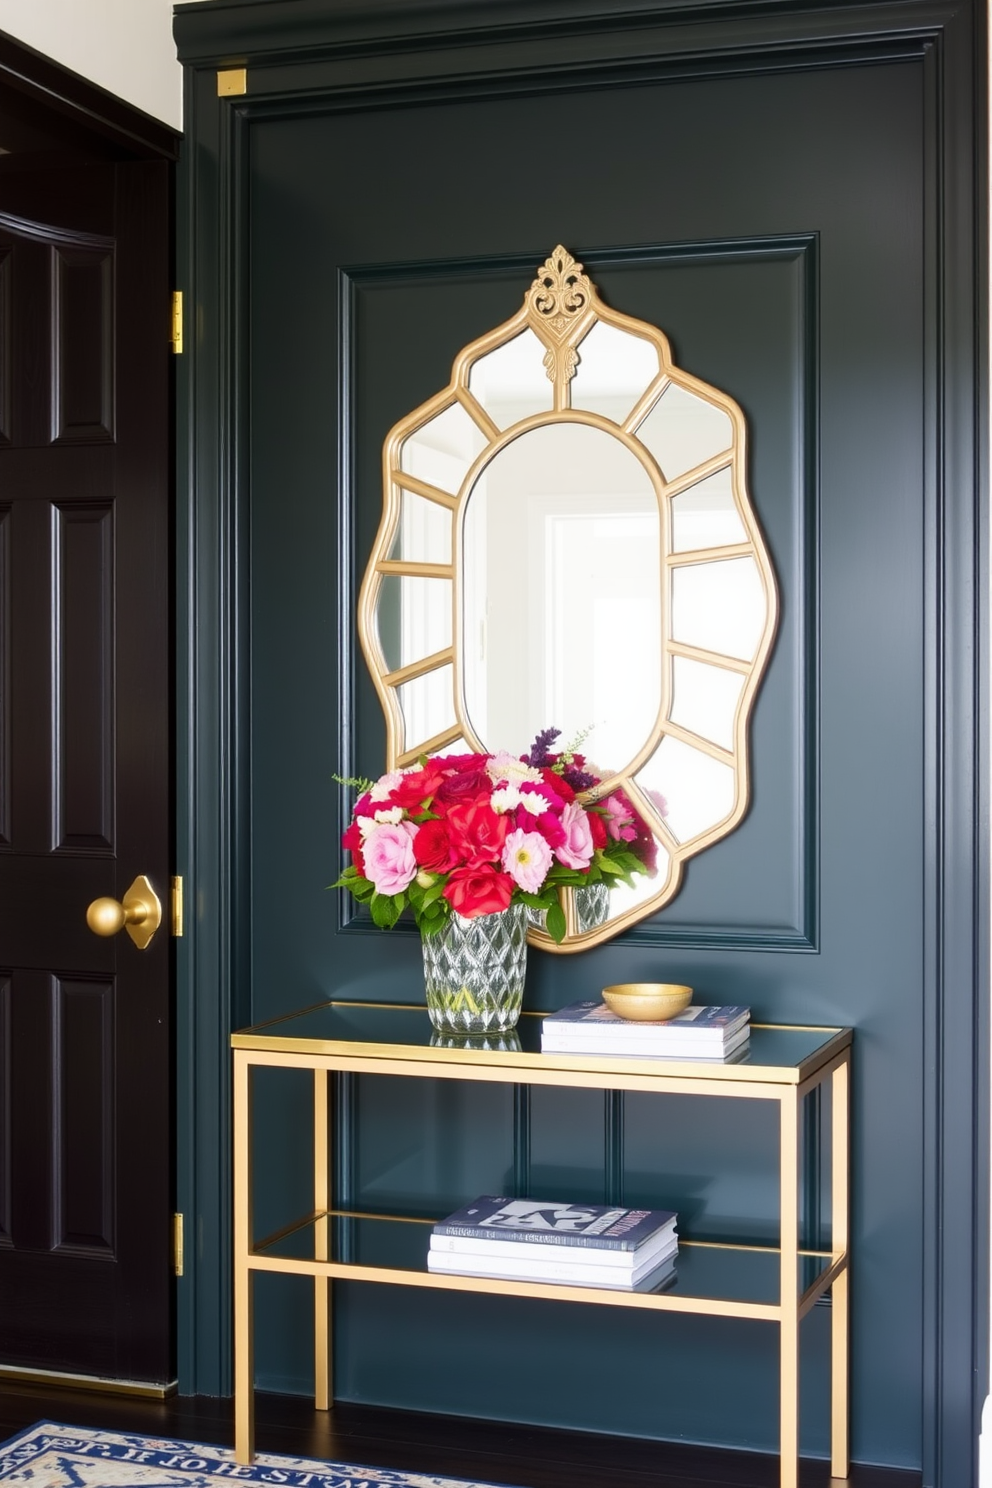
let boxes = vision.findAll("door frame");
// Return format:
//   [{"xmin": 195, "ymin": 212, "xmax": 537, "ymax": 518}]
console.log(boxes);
[{"xmin": 174, "ymin": 2, "xmax": 987, "ymax": 1482}]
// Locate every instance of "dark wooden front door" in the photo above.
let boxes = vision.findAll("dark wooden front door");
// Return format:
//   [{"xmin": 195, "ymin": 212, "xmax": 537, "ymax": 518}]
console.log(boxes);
[{"xmin": 0, "ymin": 157, "xmax": 173, "ymax": 1383}]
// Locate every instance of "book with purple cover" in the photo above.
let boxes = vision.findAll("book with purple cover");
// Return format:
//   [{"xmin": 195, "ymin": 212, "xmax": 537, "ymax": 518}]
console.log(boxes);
[{"xmin": 432, "ymin": 1196, "xmax": 677, "ymax": 1252}]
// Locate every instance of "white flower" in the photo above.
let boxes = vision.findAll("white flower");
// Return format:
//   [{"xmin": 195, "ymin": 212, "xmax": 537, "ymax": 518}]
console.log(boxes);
[
  {"xmin": 490, "ymin": 783, "xmax": 523, "ymax": 814},
  {"xmin": 486, "ymin": 751, "xmax": 543, "ymax": 785},
  {"xmin": 373, "ymin": 806, "xmax": 405, "ymax": 826},
  {"xmin": 370, "ymin": 770, "xmax": 404, "ymax": 801},
  {"xmin": 518, "ymin": 791, "xmax": 551, "ymax": 816}
]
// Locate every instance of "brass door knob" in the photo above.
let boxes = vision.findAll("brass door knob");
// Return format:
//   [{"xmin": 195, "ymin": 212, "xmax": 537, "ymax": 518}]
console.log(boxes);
[{"xmin": 86, "ymin": 874, "xmax": 162, "ymax": 950}]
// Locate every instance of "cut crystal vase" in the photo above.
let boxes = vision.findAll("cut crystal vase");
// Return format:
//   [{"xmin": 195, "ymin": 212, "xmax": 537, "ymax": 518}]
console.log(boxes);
[{"xmin": 421, "ymin": 904, "xmax": 527, "ymax": 1033}]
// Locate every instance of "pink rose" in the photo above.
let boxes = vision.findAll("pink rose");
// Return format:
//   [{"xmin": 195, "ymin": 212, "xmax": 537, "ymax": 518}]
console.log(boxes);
[
  {"xmin": 555, "ymin": 799, "xmax": 594, "ymax": 870},
  {"xmin": 602, "ymin": 792, "xmax": 637, "ymax": 842},
  {"xmin": 502, "ymin": 828, "xmax": 553, "ymax": 894},
  {"xmin": 362, "ymin": 820, "xmax": 418, "ymax": 895}
]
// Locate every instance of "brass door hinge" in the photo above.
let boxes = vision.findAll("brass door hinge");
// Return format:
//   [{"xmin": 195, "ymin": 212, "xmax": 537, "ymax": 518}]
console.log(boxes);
[
  {"xmin": 171, "ymin": 875, "xmax": 184, "ymax": 937},
  {"xmin": 173, "ymin": 1213, "xmax": 185, "ymax": 1277},
  {"xmin": 171, "ymin": 292, "xmax": 183, "ymax": 355},
  {"xmin": 217, "ymin": 67, "xmax": 247, "ymax": 97}
]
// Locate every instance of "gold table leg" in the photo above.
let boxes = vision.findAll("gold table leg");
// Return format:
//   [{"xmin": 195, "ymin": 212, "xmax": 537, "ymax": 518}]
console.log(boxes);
[
  {"xmin": 779, "ymin": 1086, "xmax": 800, "ymax": 1488},
  {"xmin": 314, "ymin": 1068, "xmax": 333, "ymax": 1411},
  {"xmin": 831, "ymin": 1055, "xmax": 850, "ymax": 1479},
  {"xmin": 233, "ymin": 1050, "xmax": 255, "ymax": 1464}
]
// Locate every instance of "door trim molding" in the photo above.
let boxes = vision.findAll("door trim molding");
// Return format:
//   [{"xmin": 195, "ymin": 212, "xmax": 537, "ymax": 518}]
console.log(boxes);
[{"xmin": 176, "ymin": 5, "xmax": 987, "ymax": 1483}]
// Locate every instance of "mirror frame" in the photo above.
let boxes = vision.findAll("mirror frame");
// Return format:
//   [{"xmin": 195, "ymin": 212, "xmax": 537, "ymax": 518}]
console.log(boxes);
[{"xmin": 358, "ymin": 246, "xmax": 778, "ymax": 951}]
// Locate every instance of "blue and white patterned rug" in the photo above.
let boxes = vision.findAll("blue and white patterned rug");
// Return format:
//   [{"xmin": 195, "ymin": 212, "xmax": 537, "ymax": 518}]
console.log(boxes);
[{"xmin": 0, "ymin": 1423, "xmax": 510, "ymax": 1488}]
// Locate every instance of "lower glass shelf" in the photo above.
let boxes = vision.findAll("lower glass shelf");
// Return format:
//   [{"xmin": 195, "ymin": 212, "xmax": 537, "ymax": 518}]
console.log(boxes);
[{"xmin": 246, "ymin": 1210, "xmax": 840, "ymax": 1319}]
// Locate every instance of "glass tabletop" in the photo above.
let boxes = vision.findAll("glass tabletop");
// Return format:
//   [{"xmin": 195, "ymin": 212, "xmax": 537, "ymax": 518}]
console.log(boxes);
[{"xmin": 233, "ymin": 1000, "xmax": 850, "ymax": 1084}]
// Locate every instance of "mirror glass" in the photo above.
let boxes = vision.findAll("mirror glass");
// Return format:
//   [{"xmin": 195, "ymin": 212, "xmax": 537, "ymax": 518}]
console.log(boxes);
[
  {"xmin": 671, "ymin": 556, "xmax": 766, "ymax": 661},
  {"xmin": 375, "ymin": 575, "xmax": 452, "ymax": 672},
  {"xmin": 671, "ymin": 466, "xmax": 746, "ymax": 552},
  {"xmin": 387, "ymin": 490, "xmax": 451, "ymax": 565},
  {"xmin": 468, "ymin": 329, "xmax": 554, "ymax": 428},
  {"xmin": 461, "ymin": 422, "xmax": 661, "ymax": 767},
  {"xmin": 636, "ymin": 382, "xmax": 733, "ymax": 480},
  {"xmin": 570, "ymin": 321, "xmax": 660, "ymax": 422},
  {"xmin": 362, "ymin": 246, "xmax": 778, "ymax": 948},
  {"xmin": 400, "ymin": 402, "xmax": 486, "ymax": 493}
]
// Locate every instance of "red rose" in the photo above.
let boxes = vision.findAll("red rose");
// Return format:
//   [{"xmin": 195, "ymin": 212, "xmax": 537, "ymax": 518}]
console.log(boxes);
[
  {"xmin": 443, "ymin": 866, "xmax": 515, "ymax": 917},
  {"xmin": 444, "ymin": 798, "xmax": 508, "ymax": 867},
  {"xmin": 413, "ymin": 818, "xmax": 455, "ymax": 872},
  {"xmin": 391, "ymin": 767, "xmax": 444, "ymax": 811},
  {"xmin": 438, "ymin": 753, "xmax": 492, "ymax": 772},
  {"xmin": 540, "ymin": 768, "xmax": 574, "ymax": 804},
  {"xmin": 342, "ymin": 820, "xmax": 366, "ymax": 877},
  {"xmin": 588, "ymin": 810, "xmax": 608, "ymax": 849},
  {"xmin": 436, "ymin": 766, "xmax": 492, "ymax": 803}
]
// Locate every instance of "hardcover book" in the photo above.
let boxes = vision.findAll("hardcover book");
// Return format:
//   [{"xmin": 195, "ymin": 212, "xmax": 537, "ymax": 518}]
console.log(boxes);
[
  {"xmin": 541, "ymin": 1026, "xmax": 751, "ymax": 1061},
  {"xmin": 429, "ymin": 1229, "xmax": 678, "ymax": 1274},
  {"xmin": 543, "ymin": 1001, "xmax": 750, "ymax": 1037},
  {"xmin": 432, "ymin": 1196, "xmax": 677, "ymax": 1251},
  {"xmin": 427, "ymin": 1246, "xmax": 679, "ymax": 1291}
]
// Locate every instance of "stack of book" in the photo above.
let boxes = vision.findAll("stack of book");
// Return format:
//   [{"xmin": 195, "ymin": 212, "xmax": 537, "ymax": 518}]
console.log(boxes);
[
  {"xmin": 427, "ymin": 1196, "xmax": 678, "ymax": 1291},
  {"xmin": 541, "ymin": 1001, "xmax": 750, "ymax": 1060}
]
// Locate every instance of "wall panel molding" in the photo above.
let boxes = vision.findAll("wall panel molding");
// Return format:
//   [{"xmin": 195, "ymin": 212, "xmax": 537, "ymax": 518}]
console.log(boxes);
[{"xmin": 337, "ymin": 236, "xmax": 819, "ymax": 952}]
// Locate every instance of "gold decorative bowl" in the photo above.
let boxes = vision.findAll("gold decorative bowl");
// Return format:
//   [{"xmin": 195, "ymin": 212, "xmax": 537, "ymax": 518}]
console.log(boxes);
[{"xmin": 601, "ymin": 983, "xmax": 693, "ymax": 1022}]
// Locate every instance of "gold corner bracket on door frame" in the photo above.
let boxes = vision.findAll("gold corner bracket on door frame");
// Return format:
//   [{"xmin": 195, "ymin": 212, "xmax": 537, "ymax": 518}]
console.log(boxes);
[{"xmin": 217, "ymin": 67, "xmax": 247, "ymax": 97}]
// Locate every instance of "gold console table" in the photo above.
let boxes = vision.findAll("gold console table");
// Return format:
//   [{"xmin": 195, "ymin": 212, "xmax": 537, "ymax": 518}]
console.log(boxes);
[{"xmin": 232, "ymin": 1003, "xmax": 851, "ymax": 1487}]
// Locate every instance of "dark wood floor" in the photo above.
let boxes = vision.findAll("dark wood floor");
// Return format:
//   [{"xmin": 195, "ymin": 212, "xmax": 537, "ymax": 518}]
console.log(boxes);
[{"xmin": 0, "ymin": 1380, "xmax": 921, "ymax": 1488}]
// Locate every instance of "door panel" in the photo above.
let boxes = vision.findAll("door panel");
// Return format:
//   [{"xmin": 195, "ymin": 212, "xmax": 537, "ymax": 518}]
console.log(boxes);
[{"xmin": 0, "ymin": 162, "xmax": 172, "ymax": 1382}]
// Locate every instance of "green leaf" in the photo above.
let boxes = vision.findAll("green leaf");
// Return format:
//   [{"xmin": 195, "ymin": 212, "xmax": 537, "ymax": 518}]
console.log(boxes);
[
  {"xmin": 545, "ymin": 901, "xmax": 567, "ymax": 943},
  {"xmin": 516, "ymin": 889, "xmax": 553, "ymax": 909},
  {"xmin": 370, "ymin": 892, "xmax": 401, "ymax": 930}
]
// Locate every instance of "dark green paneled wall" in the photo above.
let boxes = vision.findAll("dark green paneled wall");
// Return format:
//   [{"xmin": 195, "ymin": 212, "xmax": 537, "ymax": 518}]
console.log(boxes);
[{"xmin": 174, "ymin": 3, "xmax": 986, "ymax": 1482}]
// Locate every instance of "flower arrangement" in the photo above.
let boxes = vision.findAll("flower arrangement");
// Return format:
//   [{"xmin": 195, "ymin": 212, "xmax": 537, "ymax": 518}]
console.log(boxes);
[
  {"xmin": 522, "ymin": 726, "xmax": 665, "ymax": 879},
  {"xmin": 333, "ymin": 737, "xmax": 653, "ymax": 943}
]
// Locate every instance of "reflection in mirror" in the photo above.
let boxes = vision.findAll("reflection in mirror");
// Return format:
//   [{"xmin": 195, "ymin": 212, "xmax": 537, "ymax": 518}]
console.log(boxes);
[
  {"xmin": 363, "ymin": 246, "xmax": 778, "ymax": 949},
  {"xmin": 570, "ymin": 321, "xmax": 660, "ymax": 423},
  {"xmin": 376, "ymin": 575, "xmax": 452, "ymax": 673},
  {"xmin": 397, "ymin": 666, "xmax": 456, "ymax": 751},
  {"xmin": 671, "ymin": 557, "xmax": 766, "ymax": 662},
  {"xmin": 639, "ymin": 741, "xmax": 735, "ymax": 845},
  {"xmin": 669, "ymin": 656, "xmax": 746, "ymax": 751},
  {"xmin": 461, "ymin": 423, "xmax": 661, "ymax": 766},
  {"xmin": 592, "ymin": 831, "xmax": 672, "ymax": 924},
  {"xmin": 468, "ymin": 329, "xmax": 554, "ymax": 429},
  {"xmin": 387, "ymin": 489, "xmax": 452, "ymax": 564},
  {"xmin": 637, "ymin": 382, "xmax": 734, "ymax": 481},
  {"xmin": 671, "ymin": 466, "xmax": 747, "ymax": 552},
  {"xmin": 400, "ymin": 401, "xmax": 486, "ymax": 493}
]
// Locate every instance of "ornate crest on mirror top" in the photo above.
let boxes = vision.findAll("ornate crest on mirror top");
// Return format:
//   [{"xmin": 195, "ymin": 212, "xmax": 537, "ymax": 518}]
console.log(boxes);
[{"xmin": 358, "ymin": 246, "xmax": 778, "ymax": 951}]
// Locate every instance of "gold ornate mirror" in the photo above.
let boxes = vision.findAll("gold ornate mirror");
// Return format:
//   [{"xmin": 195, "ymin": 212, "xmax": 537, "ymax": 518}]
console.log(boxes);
[{"xmin": 358, "ymin": 247, "xmax": 778, "ymax": 951}]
